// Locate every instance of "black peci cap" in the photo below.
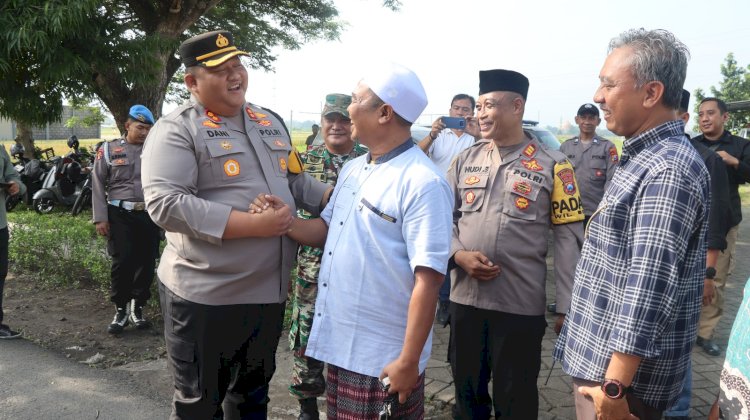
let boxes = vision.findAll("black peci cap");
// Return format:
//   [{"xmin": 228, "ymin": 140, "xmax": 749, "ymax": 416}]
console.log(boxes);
[
  {"xmin": 680, "ymin": 89, "xmax": 690, "ymax": 112},
  {"xmin": 577, "ymin": 103, "xmax": 599, "ymax": 117},
  {"xmin": 179, "ymin": 30, "xmax": 249, "ymax": 68},
  {"xmin": 478, "ymin": 69, "xmax": 529, "ymax": 99}
]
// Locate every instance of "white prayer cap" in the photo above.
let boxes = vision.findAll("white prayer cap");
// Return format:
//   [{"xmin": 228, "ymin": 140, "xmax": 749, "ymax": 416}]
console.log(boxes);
[{"xmin": 361, "ymin": 62, "xmax": 427, "ymax": 123}]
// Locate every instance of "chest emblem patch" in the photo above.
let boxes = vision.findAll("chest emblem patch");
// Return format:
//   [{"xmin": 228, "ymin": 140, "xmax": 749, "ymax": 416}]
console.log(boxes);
[
  {"xmin": 596, "ymin": 169, "xmax": 603, "ymax": 177},
  {"xmin": 221, "ymin": 141, "xmax": 232, "ymax": 150},
  {"xmin": 515, "ymin": 196, "xmax": 529, "ymax": 210},
  {"xmin": 556, "ymin": 167, "xmax": 577, "ymax": 196},
  {"xmin": 465, "ymin": 191, "xmax": 476, "ymax": 204},
  {"xmin": 465, "ymin": 176, "xmax": 480, "ymax": 185},
  {"xmin": 223, "ymin": 159, "xmax": 240, "ymax": 177},
  {"xmin": 113, "ymin": 158, "xmax": 127, "ymax": 165},
  {"xmin": 521, "ymin": 158, "xmax": 543, "ymax": 171},
  {"xmin": 279, "ymin": 157, "xmax": 287, "ymax": 172},
  {"xmin": 513, "ymin": 181, "xmax": 533, "ymax": 196},
  {"xmin": 203, "ymin": 120, "xmax": 220, "ymax": 128},
  {"xmin": 523, "ymin": 143, "xmax": 537, "ymax": 158},
  {"xmin": 274, "ymin": 139, "xmax": 285, "ymax": 147},
  {"xmin": 257, "ymin": 120, "xmax": 272, "ymax": 127}
]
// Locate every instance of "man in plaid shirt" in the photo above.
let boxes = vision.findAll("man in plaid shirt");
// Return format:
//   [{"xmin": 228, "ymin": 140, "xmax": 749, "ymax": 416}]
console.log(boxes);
[{"xmin": 554, "ymin": 28, "xmax": 710, "ymax": 419}]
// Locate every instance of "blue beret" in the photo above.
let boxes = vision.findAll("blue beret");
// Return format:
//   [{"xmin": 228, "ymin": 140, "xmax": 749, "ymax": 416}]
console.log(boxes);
[{"xmin": 128, "ymin": 105, "xmax": 155, "ymax": 125}]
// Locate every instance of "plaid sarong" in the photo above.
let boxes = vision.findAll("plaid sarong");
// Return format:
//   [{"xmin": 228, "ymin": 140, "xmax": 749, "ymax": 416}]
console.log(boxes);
[{"xmin": 326, "ymin": 364, "xmax": 425, "ymax": 419}]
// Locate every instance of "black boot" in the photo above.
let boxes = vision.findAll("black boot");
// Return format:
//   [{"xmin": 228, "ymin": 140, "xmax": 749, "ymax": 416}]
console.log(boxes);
[
  {"xmin": 298, "ymin": 398, "xmax": 319, "ymax": 420},
  {"xmin": 107, "ymin": 306, "xmax": 129, "ymax": 334},
  {"xmin": 129, "ymin": 299, "xmax": 150, "ymax": 330}
]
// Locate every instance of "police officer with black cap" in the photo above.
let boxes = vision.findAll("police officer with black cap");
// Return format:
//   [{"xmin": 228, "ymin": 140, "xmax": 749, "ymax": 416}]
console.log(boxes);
[
  {"xmin": 141, "ymin": 30, "xmax": 330, "ymax": 418},
  {"xmin": 92, "ymin": 104, "xmax": 159, "ymax": 334},
  {"xmin": 449, "ymin": 69, "xmax": 584, "ymax": 418},
  {"xmin": 560, "ymin": 103, "xmax": 619, "ymax": 227}
]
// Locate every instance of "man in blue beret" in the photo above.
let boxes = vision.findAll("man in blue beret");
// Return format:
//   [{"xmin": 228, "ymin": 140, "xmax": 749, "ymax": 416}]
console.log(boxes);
[{"xmin": 91, "ymin": 104, "xmax": 159, "ymax": 334}]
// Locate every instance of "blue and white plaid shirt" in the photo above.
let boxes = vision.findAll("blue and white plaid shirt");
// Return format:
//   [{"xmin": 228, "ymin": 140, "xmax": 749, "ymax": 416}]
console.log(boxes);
[{"xmin": 554, "ymin": 120, "xmax": 710, "ymax": 410}]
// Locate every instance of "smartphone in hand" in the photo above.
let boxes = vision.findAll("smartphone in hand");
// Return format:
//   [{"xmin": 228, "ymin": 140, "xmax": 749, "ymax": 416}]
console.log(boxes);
[{"xmin": 441, "ymin": 116, "xmax": 466, "ymax": 130}]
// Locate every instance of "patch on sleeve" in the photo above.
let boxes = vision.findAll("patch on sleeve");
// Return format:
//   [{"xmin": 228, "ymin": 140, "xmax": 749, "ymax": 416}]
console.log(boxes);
[
  {"xmin": 551, "ymin": 160, "xmax": 584, "ymax": 225},
  {"xmin": 287, "ymin": 149, "xmax": 304, "ymax": 174},
  {"xmin": 609, "ymin": 146, "xmax": 619, "ymax": 163}
]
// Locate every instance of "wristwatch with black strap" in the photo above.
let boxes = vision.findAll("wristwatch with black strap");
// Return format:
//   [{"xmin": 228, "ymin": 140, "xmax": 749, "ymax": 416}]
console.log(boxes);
[
  {"xmin": 706, "ymin": 266, "xmax": 716, "ymax": 280},
  {"xmin": 601, "ymin": 378, "xmax": 632, "ymax": 400}
]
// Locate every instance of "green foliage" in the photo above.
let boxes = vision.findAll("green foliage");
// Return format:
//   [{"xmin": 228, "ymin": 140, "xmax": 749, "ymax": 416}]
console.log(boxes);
[
  {"xmin": 8, "ymin": 206, "xmax": 110, "ymax": 290},
  {"xmin": 693, "ymin": 53, "xmax": 750, "ymax": 133},
  {"xmin": 64, "ymin": 104, "xmax": 105, "ymax": 129},
  {"xmin": 0, "ymin": 0, "xmax": 399, "ymax": 135}
]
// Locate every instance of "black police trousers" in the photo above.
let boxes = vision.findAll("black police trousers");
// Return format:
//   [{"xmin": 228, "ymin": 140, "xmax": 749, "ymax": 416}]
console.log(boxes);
[
  {"xmin": 107, "ymin": 205, "xmax": 160, "ymax": 307},
  {"xmin": 159, "ymin": 282, "xmax": 285, "ymax": 420},
  {"xmin": 450, "ymin": 302, "xmax": 546, "ymax": 419}
]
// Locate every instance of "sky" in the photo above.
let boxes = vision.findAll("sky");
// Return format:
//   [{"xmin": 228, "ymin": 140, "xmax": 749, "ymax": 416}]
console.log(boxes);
[{"xmin": 238, "ymin": 0, "xmax": 750, "ymax": 130}]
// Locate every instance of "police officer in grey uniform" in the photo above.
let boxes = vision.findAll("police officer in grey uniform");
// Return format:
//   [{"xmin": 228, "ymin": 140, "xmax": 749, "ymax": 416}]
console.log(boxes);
[
  {"xmin": 141, "ymin": 30, "xmax": 330, "ymax": 419},
  {"xmin": 448, "ymin": 69, "xmax": 584, "ymax": 418},
  {"xmin": 92, "ymin": 104, "xmax": 160, "ymax": 334},
  {"xmin": 559, "ymin": 103, "xmax": 619, "ymax": 226}
]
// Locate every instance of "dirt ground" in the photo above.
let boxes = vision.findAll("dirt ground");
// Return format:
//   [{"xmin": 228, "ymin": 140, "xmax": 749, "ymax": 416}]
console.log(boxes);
[{"xmin": 3, "ymin": 272, "xmax": 166, "ymax": 368}]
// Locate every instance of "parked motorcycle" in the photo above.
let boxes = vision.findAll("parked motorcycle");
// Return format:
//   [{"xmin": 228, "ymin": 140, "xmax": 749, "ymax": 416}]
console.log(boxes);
[
  {"xmin": 32, "ymin": 137, "xmax": 91, "ymax": 214},
  {"xmin": 6, "ymin": 144, "xmax": 49, "ymax": 212}
]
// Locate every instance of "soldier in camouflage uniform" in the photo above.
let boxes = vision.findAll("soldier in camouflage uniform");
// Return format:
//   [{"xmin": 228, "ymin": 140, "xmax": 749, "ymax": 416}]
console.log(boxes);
[{"xmin": 289, "ymin": 93, "xmax": 367, "ymax": 420}]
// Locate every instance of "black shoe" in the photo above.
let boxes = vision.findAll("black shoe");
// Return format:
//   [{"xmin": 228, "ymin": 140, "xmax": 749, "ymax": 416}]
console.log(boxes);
[
  {"xmin": 129, "ymin": 299, "xmax": 150, "ymax": 330},
  {"xmin": 298, "ymin": 397, "xmax": 319, "ymax": 420},
  {"xmin": 699, "ymin": 338, "xmax": 722, "ymax": 357},
  {"xmin": 0, "ymin": 324, "xmax": 21, "ymax": 339},
  {"xmin": 436, "ymin": 301, "xmax": 450, "ymax": 326},
  {"xmin": 547, "ymin": 302, "xmax": 557, "ymax": 313},
  {"xmin": 107, "ymin": 306, "xmax": 129, "ymax": 334}
]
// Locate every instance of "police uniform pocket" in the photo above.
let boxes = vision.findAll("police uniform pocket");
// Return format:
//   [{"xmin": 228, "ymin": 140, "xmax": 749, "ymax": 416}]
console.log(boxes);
[
  {"xmin": 261, "ymin": 138, "xmax": 292, "ymax": 177},
  {"xmin": 110, "ymin": 158, "xmax": 133, "ymax": 182},
  {"xmin": 458, "ymin": 188, "xmax": 486, "ymax": 212},
  {"xmin": 165, "ymin": 333, "xmax": 201, "ymax": 399},
  {"xmin": 503, "ymin": 175, "xmax": 541, "ymax": 221},
  {"xmin": 589, "ymin": 162, "xmax": 607, "ymax": 183},
  {"xmin": 204, "ymin": 141, "xmax": 251, "ymax": 183}
]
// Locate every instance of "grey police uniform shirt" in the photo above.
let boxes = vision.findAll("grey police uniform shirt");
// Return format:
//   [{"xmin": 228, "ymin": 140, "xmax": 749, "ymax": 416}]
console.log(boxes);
[
  {"xmin": 559, "ymin": 135, "xmax": 618, "ymax": 217},
  {"xmin": 141, "ymin": 100, "xmax": 329, "ymax": 306},
  {"xmin": 91, "ymin": 138, "xmax": 145, "ymax": 223},
  {"xmin": 448, "ymin": 136, "xmax": 584, "ymax": 316}
]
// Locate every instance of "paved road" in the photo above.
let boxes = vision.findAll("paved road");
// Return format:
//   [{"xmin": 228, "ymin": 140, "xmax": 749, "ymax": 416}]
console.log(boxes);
[
  {"xmin": 2, "ymin": 207, "xmax": 749, "ymax": 419},
  {"xmin": 0, "ymin": 338, "xmax": 169, "ymax": 419}
]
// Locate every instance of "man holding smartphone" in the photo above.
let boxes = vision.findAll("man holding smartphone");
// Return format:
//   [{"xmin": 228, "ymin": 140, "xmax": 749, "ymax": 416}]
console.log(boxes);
[{"xmin": 417, "ymin": 94, "xmax": 476, "ymax": 326}]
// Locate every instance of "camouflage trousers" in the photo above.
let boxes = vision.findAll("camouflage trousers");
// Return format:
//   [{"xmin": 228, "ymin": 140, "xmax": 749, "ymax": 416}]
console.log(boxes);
[{"xmin": 288, "ymin": 274, "xmax": 325, "ymax": 399}]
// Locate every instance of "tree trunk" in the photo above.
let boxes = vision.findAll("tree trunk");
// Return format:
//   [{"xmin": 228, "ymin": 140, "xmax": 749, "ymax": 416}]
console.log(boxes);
[{"xmin": 15, "ymin": 121, "xmax": 35, "ymax": 160}]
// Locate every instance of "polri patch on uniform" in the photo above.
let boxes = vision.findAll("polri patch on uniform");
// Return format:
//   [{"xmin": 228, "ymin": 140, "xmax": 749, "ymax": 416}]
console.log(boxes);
[
  {"xmin": 221, "ymin": 141, "xmax": 232, "ymax": 150},
  {"xmin": 523, "ymin": 143, "xmax": 537, "ymax": 157},
  {"xmin": 556, "ymin": 167, "xmax": 577, "ymax": 196},
  {"xmin": 279, "ymin": 157, "xmax": 287, "ymax": 172},
  {"xmin": 609, "ymin": 147, "xmax": 619, "ymax": 163},
  {"xmin": 465, "ymin": 191, "xmax": 476, "ymax": 204},
  {"xmin": 224, "ymin": 159, "xmax": 240, "ymax": 177},
  {"xmin": 513, "ymin": 181, "xmax": 533, "ymax": 196},
  {"xmin": 257, "ymin": 120, "xmax": 272, "ymax": 127},
  {"xmin": 521, "ymin": 158, "xmax": 543, "ymax": 171},
  {"xmin": 206, "ymin": 110, "xmax": 221, "ymax": 123},
  {"xmin": 515, "ymin": 196, "xmax": 529, "ymax": 210},
  {"xmin": 203, "ymin": 120, "xmax": 220, "ymax": 128},
  {"xmin": 274, "ymin": 139, "xmax": 285, "ymax": 147},
  {"xmin": 113, "ymin": 158, "xmax": 127, "ymax": 165},
  {"xmin": 465, "ymin": 176, "xmax": 480, "ymax": 185}
]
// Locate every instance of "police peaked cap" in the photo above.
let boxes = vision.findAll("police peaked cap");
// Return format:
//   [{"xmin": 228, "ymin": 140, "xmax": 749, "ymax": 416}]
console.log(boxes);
[
  {"xmin": 179, "ymin": 30, "xmax": 249, "ymax": 68},
  {"xmin": 577, "ymin": 103, "xmax": 599, "ymax": 117},
  {"xmin": 478, "ymin": 69, "xmax": 529, "ymax": 99}
]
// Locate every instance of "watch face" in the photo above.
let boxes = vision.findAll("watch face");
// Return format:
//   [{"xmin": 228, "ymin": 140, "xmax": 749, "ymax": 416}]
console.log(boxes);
[{"xmin": 604, "ymin": 382, "xmax": 622, "ymax": 398}]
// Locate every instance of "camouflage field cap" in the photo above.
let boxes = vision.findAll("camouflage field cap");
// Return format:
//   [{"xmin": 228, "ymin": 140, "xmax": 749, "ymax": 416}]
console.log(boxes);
[{"xmin": 322, "ymin": 93, "xmax": 352, "ymax": 118}]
